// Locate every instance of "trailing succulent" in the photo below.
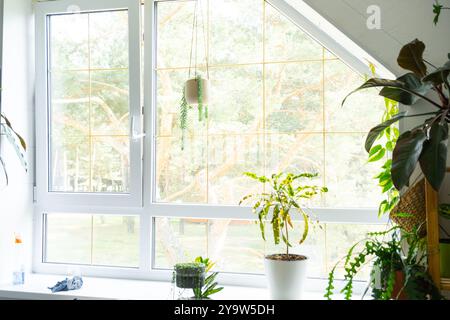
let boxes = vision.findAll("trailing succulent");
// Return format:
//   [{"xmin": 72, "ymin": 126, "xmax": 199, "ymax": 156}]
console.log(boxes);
[
  {"xmin": 325, "ymin": 226, "xmax": 444, "ymax": 300},
  {"xmin": 179, "ymin": 74, "xmax": 208, "ymax": 150},
  {"xmin": 240, "ymin": 172, "xmax": 327, "ymax": 258},
  {"xmin": 344, "ymin": 39, "xmax": 450, "ymax": 192}
]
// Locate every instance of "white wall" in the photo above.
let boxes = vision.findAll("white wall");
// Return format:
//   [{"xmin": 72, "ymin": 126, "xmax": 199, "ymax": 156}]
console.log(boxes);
[{"xmin": 0, "ymin": 0, "xmax": 34, "ymax": 285}]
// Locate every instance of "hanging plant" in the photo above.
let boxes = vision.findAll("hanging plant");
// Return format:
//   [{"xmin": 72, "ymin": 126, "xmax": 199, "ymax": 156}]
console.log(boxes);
[{"xmin": 179, "ymin": 0, "xmax": 210, "ymax": 150}]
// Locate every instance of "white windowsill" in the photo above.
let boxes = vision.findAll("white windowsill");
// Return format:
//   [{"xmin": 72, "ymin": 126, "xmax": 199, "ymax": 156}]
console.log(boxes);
[{"xmin": 0, "ymin": 274, "xmax": 340, "ymax": 300}]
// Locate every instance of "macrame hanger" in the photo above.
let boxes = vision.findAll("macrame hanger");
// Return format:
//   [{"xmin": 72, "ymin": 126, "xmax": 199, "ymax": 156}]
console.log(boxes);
[
  {"xmin": 199, "ymin": 0, "xmax": 209, "ymax": 79},
  {"xmin": 188, "ymin": 0, "xmax": 209, "ymax": 79},
  {"xmin": 188, "ymin": 0, "xmax": 198, "ymax": 78}
]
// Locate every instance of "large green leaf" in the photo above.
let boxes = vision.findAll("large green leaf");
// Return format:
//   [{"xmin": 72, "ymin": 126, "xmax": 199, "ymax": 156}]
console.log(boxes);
[
  {"xmin": 342, "ymin": 76, "xmax": 431, "ymax": 107},
  {"xmin": 397, "ymin": 39, "xmax": 427, "ymax": 77},
  {"xmin": 391, "ymin": 129, "xmax": 427, "ymax": 190},
  {"xmin": 422, "ymin": 60, "xmax": 450, "ymax": 86},
  {"xmin": 365, "ymin": 112, "xmax": 406, "ymax": 152},
  {"xmin": 419, "ymin": 122, "xmax": 449, "ymax": 191},
  {"xmin": 379, "ymin": 73, "xmax": 432, "ymax": 105}
]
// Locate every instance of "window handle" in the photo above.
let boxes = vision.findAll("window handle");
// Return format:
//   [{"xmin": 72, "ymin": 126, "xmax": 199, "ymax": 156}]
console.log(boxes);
[{"xmin": 131, "ymin": 115, "xmax": 145, "ymax": 140}]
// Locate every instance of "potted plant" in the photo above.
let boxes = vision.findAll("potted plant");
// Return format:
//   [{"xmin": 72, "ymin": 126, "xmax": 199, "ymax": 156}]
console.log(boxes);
[
  {"xmin": 192, "ymin": 256, "xmax": 224, "ymax": 300},
  {"xmin": 172, "ymin": 256, "xmax": 223, "ymax": 300},
  {"xmin": 174, "ymin": 262, "xmax": 205, "ymax": 290},
  {"xmin": 325, "ymin": 225, "xmax": 444, "ymax": 300},
  {"xmin": 343, "ymin": 38, "xmax": 450, "ymax": 192},
  {"xmin": 179, "ymin": 74, "xmax": 209, "ymax": 149},
  {"xmin": 240, "ymin": 172, "xmax": 327, "ymax": 300}
]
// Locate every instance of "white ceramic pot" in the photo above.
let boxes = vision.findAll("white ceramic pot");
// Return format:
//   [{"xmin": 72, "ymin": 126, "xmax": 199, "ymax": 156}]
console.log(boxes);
[
  {"xmin": 184, "ymin": 78, "xmax": 209, "ymax": 106},
  {"xmin": 264, "ymin": 255, "xmax": 308, "ymax": 300}
]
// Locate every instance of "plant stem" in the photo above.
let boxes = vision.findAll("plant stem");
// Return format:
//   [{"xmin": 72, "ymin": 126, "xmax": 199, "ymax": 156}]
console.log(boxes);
[{"xmin": 285, "ymin": 220, "xmax": 289, "ymax": 258}]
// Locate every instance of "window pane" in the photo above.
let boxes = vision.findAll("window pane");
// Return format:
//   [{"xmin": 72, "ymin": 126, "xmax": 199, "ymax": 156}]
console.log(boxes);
[
  {"xmin": 324, "ymin": 134, "xmax": 382, "ymax": 208},
  {"xmin": 155, "ymin": 0, "xmax": 384, "ymax": 210},
  {"xmin": 208, "ymin": 66, "xmax": 263, "ymax": 135},
  {"xmin": 326, "ymin": 223, "xmax": 387, "ymax": 280},
  {"xmin": 89, "ymin": 11, "xmax": 129, "ymax": 69},
  {"xmin": 155, "ymin": 136, "xmax": 207, "ymax": 203},
  {"xmin": 46, "ymin": 214, "xmax": 92, "ymax": 264},
  {"xmin": 154, "ymin": 217, "xmax": 208, "ymax": 269},
  {"xmin": 265, "ymin": 62, "xmax": 323, "ymax": 134},
  {"xmin": 92, "ymin": 215, "xmax": 139, "ymax": 267},
  {"xmin": 265, "ymin": 4, "xmax": 322, "ymax": 62},
  {"xmin": 49, "ymin": 10, "xmax": 130, "ymax": 193},
  {"xmin": 208, "ymin": 134, "xmax": 264, "ymax": 205},
  {"xmin": 156, "ymin": 1, "xmax": 199, "ymax": 69},
  {"xmin": 324, "ymin": 60, "xmax": 384, "ymax": 132},
  {"xmin": 210, "ymin": 0, "xmax": 263, "ymax": 65},
  {"xmin": 154, "ymin": 218, "xmax": 386, "ymax": 279},
  {"xmin": 208, "ymin": 220, "xmax": 265, "ymax": 274},
  {"xmin": 50, "ymin": 14, "xmax": 89, "ymax": 70},
  {"xmin": 45, "ymin": 214, "xmax": 139, "ymax": 268}
]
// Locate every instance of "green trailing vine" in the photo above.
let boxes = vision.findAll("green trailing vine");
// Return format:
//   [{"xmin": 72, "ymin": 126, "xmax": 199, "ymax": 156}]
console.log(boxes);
[
  {"xmin": 369, "ymin": 97, "xmax": 400, "ymax": 217},
  {"xmin": 179, "ymin": 74, "xmax": 208, "ymax": 150},
  {"xmin": 324, "ymin": 226, "xmax": 444, "ymax": 300}
]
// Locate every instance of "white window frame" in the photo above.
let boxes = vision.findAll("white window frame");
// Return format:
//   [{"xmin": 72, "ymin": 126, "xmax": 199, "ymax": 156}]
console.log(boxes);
[
  {"xmin": 35, "ymin": 0, "xmax": 143, "ymax": 208},
  {"xmin": 32, "ymin": 0, "xmax": 392, "ymax": 291}
]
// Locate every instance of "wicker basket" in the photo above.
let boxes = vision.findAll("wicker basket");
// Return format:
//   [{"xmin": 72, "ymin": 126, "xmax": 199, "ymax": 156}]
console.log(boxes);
[{"xmin": 390, "ymin": 178, "xmax": 427, "ymax": 236}]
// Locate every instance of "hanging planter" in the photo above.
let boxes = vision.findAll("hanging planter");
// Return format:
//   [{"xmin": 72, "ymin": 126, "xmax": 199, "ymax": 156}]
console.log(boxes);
[
  {"xmin": 185, "ymin": 76, "xmax": 209, "ymax": 107},
  {"xmin": 179, "ymin": 0, "xmax": 210, "ymax": 150}
]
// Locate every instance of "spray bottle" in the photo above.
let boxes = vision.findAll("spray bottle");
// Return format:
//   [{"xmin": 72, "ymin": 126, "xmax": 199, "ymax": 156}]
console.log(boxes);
[{"xmin": 12, "ymin": 233, "xmax": 25, "ymax": 285}]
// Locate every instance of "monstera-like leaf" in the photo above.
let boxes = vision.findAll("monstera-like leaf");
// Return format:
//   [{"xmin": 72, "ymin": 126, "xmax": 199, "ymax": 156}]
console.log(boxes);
[
  {"xmin": 391, "ymin": 129, "xmax": 427, "ymax": 190},
  {"xmin": 342, "ymin": 38, "xmax": 450, "ymax": 191},
  {"xmin": 423, "ymin": 60, "xmax": 450, "ymax": 86},
  {"xmin": 379, "ymin": 73, "xmax": 432, "ymax": 105},
  {"xmin": 342, "ymin": 75, "xmax": 432, "ymax": 106},
  {"xmin": 419, "ymin": 122, "xmax": 449, "ymax": 190},
  {"xmin": 397, "ymin": 39, "xmax": 427, "ymax": 77}
]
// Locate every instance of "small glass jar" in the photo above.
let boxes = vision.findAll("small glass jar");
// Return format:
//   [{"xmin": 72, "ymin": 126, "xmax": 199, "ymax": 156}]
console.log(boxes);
[{"xmin": 172, "ymin": 263, "xmax": 206, "ymax": 300}]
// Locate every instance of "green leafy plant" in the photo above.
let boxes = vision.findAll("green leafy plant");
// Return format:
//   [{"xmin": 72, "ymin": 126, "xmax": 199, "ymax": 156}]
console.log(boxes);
[
  {"xmin": 240, "ymin": 172, "xmax": 327, "ymax": 259},
  {"xmin": 369, "ymin": 98, "xmax": 400, "ymax": 216},
  {"xmin": 343, "ymin": 39, "xmax": 450, "ymax": 192},
  {"xmin": 179, "ymin": 74, "xmax": 208, "ymax": 150},
  {"xmin": 0, "ymin": 113, "xmax": 27, "ymax": 185},
  {"xmin": 325, "ymin": 225, "xmax": 444, "ymax": 300},
  {"xmin": 192, "ymin": 256, "xmax": 224, "ymax": 300},
  {"xmin": 174, "ymin": 262, "xmax": 205, "ymax": 289},
  {"xmin": 433, "ymin": 0, "xmax": 450, "ymax": 25}
]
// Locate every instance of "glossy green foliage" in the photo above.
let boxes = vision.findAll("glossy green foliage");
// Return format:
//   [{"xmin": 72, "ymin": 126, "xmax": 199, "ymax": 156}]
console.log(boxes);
[
  {"xmin": 240, "ymin": 172, "xmax": 327, "ymax": 257},
  {"xmin": 343, "ymin": 39, "xmax": 450, "ymax": 191},
  {"xmin": 325, "ymin": 226, "xmax": 444, "ymax": 300}
]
